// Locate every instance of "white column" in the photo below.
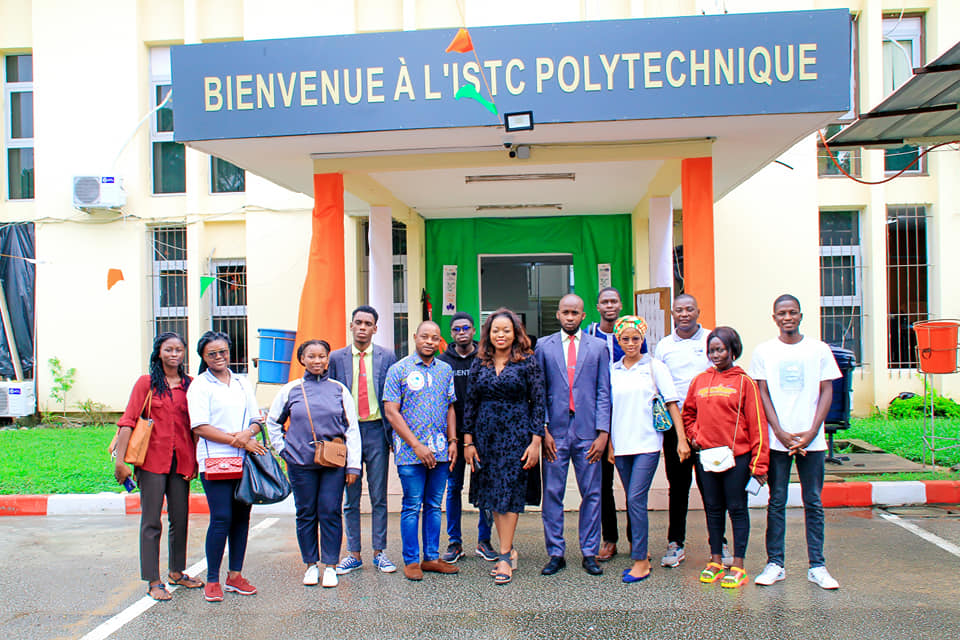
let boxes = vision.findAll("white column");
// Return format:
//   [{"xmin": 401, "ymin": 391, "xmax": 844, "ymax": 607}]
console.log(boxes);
[
  {"xmin": 368, "ymin": 206, "xmax": 394, "ymax": 350},
  {"xmin": 648, "ymin": 196, "xmax": 673, "ymax": 290}
]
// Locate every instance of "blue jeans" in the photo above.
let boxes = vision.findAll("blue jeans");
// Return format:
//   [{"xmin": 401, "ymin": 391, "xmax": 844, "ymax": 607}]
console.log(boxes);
[
  {"xmin": 766, "ymin": 449, "xmax": 826, "ymax": 568},
  {"xmin": 288, "ymin": 464, "xmax": 345, "ymax": 566},
  {"xmin": 343, "ymin": 420, "xmax": 390, "ymax": 553},
  {"xmin": 445, "ymin": 452, "xmax": 492, "ymax": 545},
  {"xmin": 200, "ymin": 474, "xmax": 251, "ymax": 583},
  {"xmin": 614, "ymin": 452, "xmax": 660, "ymax": 561},
  {"xmin": 396, "ymin": 463, "xmax": 449, "ymax": 565}
]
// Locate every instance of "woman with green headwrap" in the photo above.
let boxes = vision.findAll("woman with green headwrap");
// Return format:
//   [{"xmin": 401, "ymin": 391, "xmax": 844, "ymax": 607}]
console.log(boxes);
[{"xmin": 609, "ymin": 315, "xmax": 685, "ymax": 583}]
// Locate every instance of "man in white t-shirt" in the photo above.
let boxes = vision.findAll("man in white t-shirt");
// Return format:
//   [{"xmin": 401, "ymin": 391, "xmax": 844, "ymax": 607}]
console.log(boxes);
[{"xmin": 749, "ymin": 294, "xmax": 841, "ymax": 590}]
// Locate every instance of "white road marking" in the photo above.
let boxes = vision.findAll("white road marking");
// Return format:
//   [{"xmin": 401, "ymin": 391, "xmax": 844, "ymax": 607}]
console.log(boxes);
[
  {"xmin": 79, "ymin": 517, "xmax": 279, "ymax": 640},
  {"xmin": 878, "ymin": 511, "xmax": 960, "ymax": 559}
]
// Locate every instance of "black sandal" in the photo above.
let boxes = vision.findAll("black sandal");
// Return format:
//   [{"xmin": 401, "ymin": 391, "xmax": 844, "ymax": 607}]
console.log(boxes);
[
  {"xmin": 168, "ymin": 572, "xmax": 204, "ymax": 588},
  {"xmin": 148, "ymin": 583, "xmax": 172, "ymax": 601},
  {"xmin": 493, "ymin": 552, "xmax": 514, "ymax": 585}
]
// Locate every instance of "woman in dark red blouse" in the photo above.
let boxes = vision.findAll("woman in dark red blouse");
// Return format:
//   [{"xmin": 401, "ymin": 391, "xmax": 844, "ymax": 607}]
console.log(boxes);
[{"xmin": 114, "ymin": 332, "xmax": 203, "ymax": 601}]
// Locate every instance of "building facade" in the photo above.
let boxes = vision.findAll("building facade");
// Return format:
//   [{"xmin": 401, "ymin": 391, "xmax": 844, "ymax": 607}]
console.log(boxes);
[{"xmin": 0, "ymin": 0, "xmax": 957, "ymax": 415}]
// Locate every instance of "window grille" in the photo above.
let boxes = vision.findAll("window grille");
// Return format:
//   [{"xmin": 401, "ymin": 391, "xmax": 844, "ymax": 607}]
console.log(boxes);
[
  {"xmin": 150, "ymin": 226, "xmax": 189, "ymax": 360},
  {"xmin": 392, "ymin": 221, "xmax": 408, "ymax": 357},
  {"xmin": 210, "ymin": 259, "xmax": 248, "ymax": 374},
  {"xmin": 819, "ymin": 210, "xmax": 864, "ymax": 363},
  {"xmin": 886, "ymin": 205, "xmax": 929, "ymax": 369}
]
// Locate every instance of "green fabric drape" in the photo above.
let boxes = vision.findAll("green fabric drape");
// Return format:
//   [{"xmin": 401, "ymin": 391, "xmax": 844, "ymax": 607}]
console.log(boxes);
[{"xmin": 425, "ymin": 215, "xmax": 633, "ymax": 340}]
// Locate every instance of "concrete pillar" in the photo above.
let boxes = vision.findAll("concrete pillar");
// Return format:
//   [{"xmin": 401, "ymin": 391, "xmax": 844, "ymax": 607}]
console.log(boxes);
[
  {"xmin": 681, "ymin": 157, "xmax": 716, "ymax": 328},
  {"xmin": 648, "ymin": 196, "xmax": 673, "ymax": 290},
  {"xmin": 369, "ymin": 205, "xmax": 394, "ymax": 350}
]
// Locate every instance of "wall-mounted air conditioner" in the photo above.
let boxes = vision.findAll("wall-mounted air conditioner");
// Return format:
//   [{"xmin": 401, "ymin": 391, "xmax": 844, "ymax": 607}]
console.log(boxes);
[
  {"xmin": 73, "ymin": 176, "xmax": 127, "ymax": 209},
  {"xmin": 0, "ymin": 381, "xmax": 36, "ymax": 417}
]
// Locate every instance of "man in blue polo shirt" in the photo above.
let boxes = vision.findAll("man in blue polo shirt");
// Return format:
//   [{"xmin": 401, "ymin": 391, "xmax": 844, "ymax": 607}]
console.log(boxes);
[{"xmin": 383, "ymin": 320, "xmax": 459, "ymax": 581}]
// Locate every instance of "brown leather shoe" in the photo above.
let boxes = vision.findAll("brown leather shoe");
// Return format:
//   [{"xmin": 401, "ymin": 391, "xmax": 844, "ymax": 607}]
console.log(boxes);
[
  {"xmin": 403, "ymin": 563, "xmax": 424, "ymax": 581},
  {"xmin": 597, "ymin": 542, "xmax": 617, "ymax": 562},
  {"xmin": 421, "ymin": 559, "xmax": 459, "ymax": 574}
]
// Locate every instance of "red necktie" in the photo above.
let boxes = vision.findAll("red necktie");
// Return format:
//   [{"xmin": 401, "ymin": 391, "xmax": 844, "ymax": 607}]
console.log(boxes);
[
  {"xmin": 567, "ymin": 336, "xmax": 577, "ymax": 412},
  {"xmin": 357, "ymin": 351, "xmax": 370, "ymax": 419}
]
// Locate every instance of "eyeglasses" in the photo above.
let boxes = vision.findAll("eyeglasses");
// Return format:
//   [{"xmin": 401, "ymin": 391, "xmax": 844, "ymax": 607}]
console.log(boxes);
[
  {"xmin": 618, "ymin": 336, "xmax": 644, "ymax": 344},
  {"xmin": 205, "ymin": 349, "xmax": 230, "ymax": 359},
  {"xmin": 451, "ymin": 326, "xmax": 473, "ymax": 333}
]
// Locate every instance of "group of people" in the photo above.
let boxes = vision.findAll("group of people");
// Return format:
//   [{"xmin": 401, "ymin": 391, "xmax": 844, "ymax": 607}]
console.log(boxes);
[{"xmin": 113, "ymin": 287, "xmax": 842, "ymax": 602}]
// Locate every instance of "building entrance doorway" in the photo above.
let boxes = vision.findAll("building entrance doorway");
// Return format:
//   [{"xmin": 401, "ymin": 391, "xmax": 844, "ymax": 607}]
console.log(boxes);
[{"xmin": 479, "ymin": 254, "xmax": 574, "ymax": 341}]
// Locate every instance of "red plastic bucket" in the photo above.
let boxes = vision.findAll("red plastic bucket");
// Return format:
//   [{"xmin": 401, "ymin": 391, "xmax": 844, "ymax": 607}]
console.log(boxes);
[{"xmin": 913, "ymin": 320, "xmax": 960, "ymax": 374}]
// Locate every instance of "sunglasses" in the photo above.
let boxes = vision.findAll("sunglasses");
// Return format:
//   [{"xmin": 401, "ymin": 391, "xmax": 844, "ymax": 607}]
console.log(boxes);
[
  {"xmin": 205, "ymin": 349, "xmax": 230, "ymax": 359},
  {"xmin": 451, "ymin": 326, "xmax": 473, "ymax": 333}
]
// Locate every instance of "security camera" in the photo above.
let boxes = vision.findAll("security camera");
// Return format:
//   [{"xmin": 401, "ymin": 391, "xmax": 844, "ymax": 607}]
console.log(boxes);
[{"xmin": 503, "ymin": 138, "xmax": 513, "ymax": 149}]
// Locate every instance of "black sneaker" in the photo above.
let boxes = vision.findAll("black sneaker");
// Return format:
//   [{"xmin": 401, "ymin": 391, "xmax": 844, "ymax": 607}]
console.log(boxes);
[
  {"xmin": 441, "ymin": 542, "xmax": 465, "ymax": 563},
  {"xmin": 475, "ymin": 540, "xmax": 498, "ymax": 561}
]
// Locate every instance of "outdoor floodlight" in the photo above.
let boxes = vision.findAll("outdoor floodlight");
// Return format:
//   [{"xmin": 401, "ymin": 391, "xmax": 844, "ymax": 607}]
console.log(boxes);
[{"xmin": 504, "ymin": 111, "xmax": 534, "ymax": 132}]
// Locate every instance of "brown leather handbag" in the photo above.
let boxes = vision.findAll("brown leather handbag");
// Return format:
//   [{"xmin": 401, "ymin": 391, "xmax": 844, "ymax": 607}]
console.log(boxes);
[
  {"xmin": 301, "ymin": 380, "xmax": 347, "ymax": 468},
  {"xmin": 111, "ymin": 390, "xmax": 153, "ymax": 467}
]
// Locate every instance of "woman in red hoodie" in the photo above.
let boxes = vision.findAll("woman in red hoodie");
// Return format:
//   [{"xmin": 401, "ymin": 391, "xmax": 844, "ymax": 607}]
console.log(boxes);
[{"xmin": 682, "ymin": 326, "xmax": 768, "ymax": 589}]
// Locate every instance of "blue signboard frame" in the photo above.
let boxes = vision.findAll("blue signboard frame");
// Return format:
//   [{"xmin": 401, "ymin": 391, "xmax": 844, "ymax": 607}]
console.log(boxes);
[{"xmin": 172, "ymin": 9, "xmax": 851, "ymax": 142}]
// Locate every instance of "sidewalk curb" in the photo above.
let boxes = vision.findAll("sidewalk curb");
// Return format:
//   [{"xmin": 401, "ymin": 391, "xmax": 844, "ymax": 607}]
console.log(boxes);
[{"xmin": 2, "ymin": 480, "xmax": 959, "ymax": 516}]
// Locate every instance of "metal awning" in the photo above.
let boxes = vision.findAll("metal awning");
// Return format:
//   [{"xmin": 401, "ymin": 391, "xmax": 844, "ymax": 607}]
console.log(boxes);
[{"xmin": 828, "ymin": 40, "xmax": 960, "ymax": 148}]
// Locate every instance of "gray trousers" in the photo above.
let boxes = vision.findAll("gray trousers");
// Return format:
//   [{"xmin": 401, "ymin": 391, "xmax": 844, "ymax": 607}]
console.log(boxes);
[
  {"xmin": 138, "ymin": 463, "xmax": 190, "ymax": 583},
  {"xmin": 343, "ymin": 419, "xmax": 390, "ymax": 552}
]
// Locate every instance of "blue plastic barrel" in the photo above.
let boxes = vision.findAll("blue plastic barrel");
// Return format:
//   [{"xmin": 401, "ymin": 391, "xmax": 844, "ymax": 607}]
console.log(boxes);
[{"xmin": 257, "ymin": 328, "xmax": 297, "ymax": 383}]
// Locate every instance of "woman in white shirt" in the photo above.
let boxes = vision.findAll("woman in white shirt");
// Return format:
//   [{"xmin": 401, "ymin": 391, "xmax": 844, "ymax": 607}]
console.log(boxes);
[
  {"xmin": 186, "ymin": 331, "xmax": 266, "ymax": 604},
  {"xmin": 609, "ymin": 316, "xmax": 685, "ymax": 583}
]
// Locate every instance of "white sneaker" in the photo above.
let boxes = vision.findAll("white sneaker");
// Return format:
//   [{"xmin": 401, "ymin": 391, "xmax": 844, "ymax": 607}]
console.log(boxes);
[
  {"xmin": 755, "ymin": 563, "xmax": 786, "ymax": 586},
  {"xmin": 807, "ymin": 566, "xmax": 839, "ymax": 590},
  {"xmin": 321, "ymin": 567, "xmax": 338, "ymax": 588},
  {"xmin": 302, "ymin": 564, "xmax": 319, "ymax": 586},
  {"xmin": 660, "ymin": 542, "xmax": 685, "ymax": 567},
  {"xmin": 721, "ymin": 543, "xmax": 734, "ymax": 567}
]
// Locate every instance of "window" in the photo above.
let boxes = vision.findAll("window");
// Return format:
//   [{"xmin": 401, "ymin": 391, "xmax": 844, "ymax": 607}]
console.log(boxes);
[
  {"xmin": 393, "ymin": 221, "xmax": 408, "ymax": 357},
  {"xmin": 150, "ymin": 47, "xmax": 185, "ymax": 194},
  {"xmin": 4, "ymin": 54, "xmax": 34, "ymax": 199},
  {"xmin": 210, "ymin": 259, "xmax": 248, "ymax": 374},
  {"xmin": 818, "ymin": 16, "xmax": 860, "ymax": 178},
  {"xmin": 210, "ymin": 157, "xmax": 245, "ymax": 193},
  {"xmin": 882, "ymin": 16, "xmax": 924, "ymax": 174},
  {"xmin": 151, "ymin": 226, "xmax": 189, "ymax": 346},
  {"xmin": 886, "ymin": 205, "xmax": 929, "ymax": 369},
  {"xmin": 819, "ymin": 210, "xmax": 863, "ymax": 363}
]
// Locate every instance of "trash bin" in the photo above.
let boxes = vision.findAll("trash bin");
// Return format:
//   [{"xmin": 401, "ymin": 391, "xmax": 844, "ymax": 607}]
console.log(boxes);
[
  {"xmin": 825, "ymin": 345, "xmax": 856, "ymax": 463},
  {"xmin": 257, "ymin": 329, "xmax": 297, "ymax": 384}
]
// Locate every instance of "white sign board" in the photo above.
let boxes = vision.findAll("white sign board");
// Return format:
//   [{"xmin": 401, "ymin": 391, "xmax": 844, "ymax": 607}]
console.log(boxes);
[
  {"xmin": 597, "ymin": 263, "xmax": 611, "ymax": 289},
  {"xmin": 442, "ymin": 265, "xmax": 457, "ymax": 315},
  {"xmin": 635, "ymin": 288, "xmax": 670, "ymax": 348}
]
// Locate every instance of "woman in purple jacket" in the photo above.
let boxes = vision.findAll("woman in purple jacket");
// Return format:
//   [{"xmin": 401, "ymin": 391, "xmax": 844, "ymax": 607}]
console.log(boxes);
[{"xmin": 266, "ymin": 339, "xmax": 361, "ymax": 589}]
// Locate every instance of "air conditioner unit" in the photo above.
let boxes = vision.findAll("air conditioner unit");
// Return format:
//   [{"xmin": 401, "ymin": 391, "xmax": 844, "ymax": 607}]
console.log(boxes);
[
  {"xmin": 73, "ymin": 175, "xmax": 126, "ymax": 209},
  {"xmin": 0, "ymin": 381, "xmax": 36, "ymax": 417}
]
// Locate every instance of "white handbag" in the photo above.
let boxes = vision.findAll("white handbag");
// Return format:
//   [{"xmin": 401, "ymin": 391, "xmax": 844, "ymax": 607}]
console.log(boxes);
[{"xmin": 699, "ymin": 446, "xmax": 735, "ymax": 472}]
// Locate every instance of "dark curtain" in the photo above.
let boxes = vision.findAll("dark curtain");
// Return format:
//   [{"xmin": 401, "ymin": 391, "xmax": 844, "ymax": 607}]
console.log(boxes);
[{"xmin": 0, "ymin": 223, "xmax": 36, "ymax": 378}]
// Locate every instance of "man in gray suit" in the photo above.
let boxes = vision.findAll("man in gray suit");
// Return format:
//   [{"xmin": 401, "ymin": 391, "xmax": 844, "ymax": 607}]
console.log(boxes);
[
  {"xmin": 535, "ymin": 294, "xmax": 612, "ymax": 576},
  {"xmin": 328, "ymin": 305, "xmax": 398, "ymax": 574}
]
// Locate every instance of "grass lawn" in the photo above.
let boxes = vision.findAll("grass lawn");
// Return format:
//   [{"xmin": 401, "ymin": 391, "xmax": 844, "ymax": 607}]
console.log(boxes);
[
  {"xmin": 846, "ymin": 414, "xmax": 960, "ymax": 468},
  {"xmin": 0, "ymin": 425, "xmax": 203, "ymax": 495}
]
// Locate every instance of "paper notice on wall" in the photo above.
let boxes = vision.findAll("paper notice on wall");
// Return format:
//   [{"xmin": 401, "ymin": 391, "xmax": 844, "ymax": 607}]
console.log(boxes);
[
  {"xmin": 598, "ymin": 263, "xmax": 611, "ymax": 289},
  {"xmin": 442, "ymin": 265, "xmax": 457, "ymax": 315},
  {"xmin": 636, "ymin": 291, "xmax": 667, "ymax": 347}
]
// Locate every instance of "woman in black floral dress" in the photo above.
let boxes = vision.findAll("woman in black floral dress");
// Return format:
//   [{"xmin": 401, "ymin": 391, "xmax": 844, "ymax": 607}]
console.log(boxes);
[{"xmin": 463, "ymin": 308, "xmax": 545, "ymax": 585}]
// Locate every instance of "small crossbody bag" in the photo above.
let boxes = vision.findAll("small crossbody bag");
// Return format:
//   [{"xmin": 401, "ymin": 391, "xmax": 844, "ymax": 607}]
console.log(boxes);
[
  {"xmin": 650, "ymin": 363, "xmax": 674, "ymax": 433},
  {"xmin": 301, "ymin": 380, "xmax": 347, "ymax": 468}
]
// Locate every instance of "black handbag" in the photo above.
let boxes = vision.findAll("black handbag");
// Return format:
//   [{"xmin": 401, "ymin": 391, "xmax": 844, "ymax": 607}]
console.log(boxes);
[{"xmin": 235, "ymin": 431, "xmax": 292, "ymax": 505}]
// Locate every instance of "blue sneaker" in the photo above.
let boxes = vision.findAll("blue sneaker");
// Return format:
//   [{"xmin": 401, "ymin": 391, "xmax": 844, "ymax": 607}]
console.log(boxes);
[
  {"xmin": 373, "ymin": 552, "xmax": 397, "ymax": 574},
  {"xmin": 335, "ymin": 555, "xmax": 363, "ymax": 575}
]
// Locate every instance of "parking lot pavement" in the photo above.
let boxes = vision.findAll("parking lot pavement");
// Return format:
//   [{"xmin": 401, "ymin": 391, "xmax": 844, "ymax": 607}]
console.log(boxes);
[{"xmin": 3, "ymin": 507, "xmax": 959, "ymax": 640}]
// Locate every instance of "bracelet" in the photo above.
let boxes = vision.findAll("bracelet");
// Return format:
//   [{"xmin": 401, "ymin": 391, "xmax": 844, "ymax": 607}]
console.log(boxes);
[
  {"xmin": 464, "ymin": 442, "xmax": 475, "ymax": 448},
  {"xmin": 448, "ymin": 437, "xmax": 458, "ymax": 443}
]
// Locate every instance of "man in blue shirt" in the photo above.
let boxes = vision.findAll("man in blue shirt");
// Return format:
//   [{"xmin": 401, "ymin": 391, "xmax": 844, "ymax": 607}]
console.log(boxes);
[{"xmin": 383, "ymin": 321, "xmax": 459, "ymax": 581}]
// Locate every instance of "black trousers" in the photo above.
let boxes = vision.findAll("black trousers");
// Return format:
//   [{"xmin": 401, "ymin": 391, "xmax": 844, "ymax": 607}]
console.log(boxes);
[
  {"xmin": 662, "ymin": 427, "xmax": 697, "ymax": 546},
  {"xmin": 695, "ymin": 453, "xmax": 751, "ymax": 558},
  {"xmin": 137, "ymin": 458, "xmax": 190, "ymax": 583}
]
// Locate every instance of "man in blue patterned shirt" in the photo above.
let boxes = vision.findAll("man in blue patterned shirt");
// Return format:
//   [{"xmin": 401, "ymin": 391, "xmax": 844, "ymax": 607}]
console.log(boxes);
[{"xmin": 383, "ymin": 320, "xmax": 459, "ymax": 581}]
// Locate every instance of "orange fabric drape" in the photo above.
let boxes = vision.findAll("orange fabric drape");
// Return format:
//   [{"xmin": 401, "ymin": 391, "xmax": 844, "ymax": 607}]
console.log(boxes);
[
  {"xmin": 289, "ymin": 173, "xmax": 347, "ymax": 380},
  {"xmin": 681, "ymin": 157, "xmax": 716, "ymax": 328}
]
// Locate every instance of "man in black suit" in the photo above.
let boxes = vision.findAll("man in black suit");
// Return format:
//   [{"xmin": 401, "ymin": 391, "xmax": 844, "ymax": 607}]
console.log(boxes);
[{"xmin": 328, "ymin": 306, "xmax": 398, "ymax": 574}]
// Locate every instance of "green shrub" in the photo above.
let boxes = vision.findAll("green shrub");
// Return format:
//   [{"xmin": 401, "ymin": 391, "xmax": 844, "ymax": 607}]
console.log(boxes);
[{"xmin": 888, "ymin": 388, "xmax": 960, "ymax": 419}]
